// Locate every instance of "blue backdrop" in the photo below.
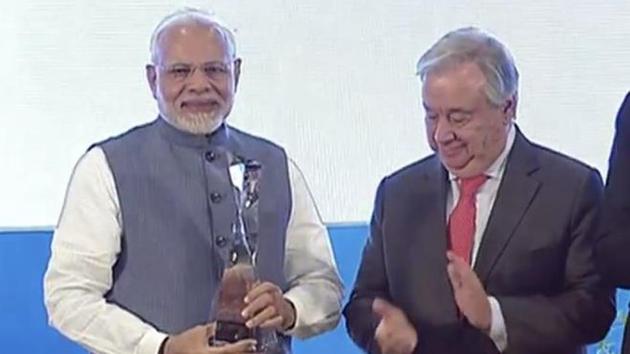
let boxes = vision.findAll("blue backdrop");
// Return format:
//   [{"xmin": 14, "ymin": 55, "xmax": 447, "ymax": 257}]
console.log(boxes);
[{"xmin": 0, "ymin": 226, "xmax": 626, "ymax": 353}]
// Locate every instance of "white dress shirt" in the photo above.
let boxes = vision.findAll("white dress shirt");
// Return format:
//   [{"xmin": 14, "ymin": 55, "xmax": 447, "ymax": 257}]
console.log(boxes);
[
  {"xmin": 446, "ymin": 124, "xmax": 516, "ymax": 352},
  {"xmin": 44, "ymin": 146, "xmax": 344, "ymax": 354}
]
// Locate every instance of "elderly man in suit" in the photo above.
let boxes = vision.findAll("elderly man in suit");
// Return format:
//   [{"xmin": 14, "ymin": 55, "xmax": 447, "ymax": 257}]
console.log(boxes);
[
  {"xmin": 344, "ymin": 27, "xmax": 614, "ymax": 354},
  {"xmin": 597, "ymin": 92, "xmax": 630, "ymax": 354}
]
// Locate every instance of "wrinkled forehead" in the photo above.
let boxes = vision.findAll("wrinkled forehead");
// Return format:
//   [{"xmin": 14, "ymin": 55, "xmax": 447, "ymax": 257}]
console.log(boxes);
[{"xmin": 423, "ymin": 62, "xmax": 487, "ymax": 94}]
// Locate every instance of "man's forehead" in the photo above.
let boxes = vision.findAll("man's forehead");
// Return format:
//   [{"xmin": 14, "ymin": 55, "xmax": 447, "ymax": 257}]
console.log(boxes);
[
  {"xmin": 426, "ymin": 62, "xmax": 485, "ymax": 85},
  {"xmin": 154, "ymin": 23, "xmax": 231, "ymax": 63},
  {"xmin": 159, "ymin": 22, "xmax": 225, "ymax": 45}
]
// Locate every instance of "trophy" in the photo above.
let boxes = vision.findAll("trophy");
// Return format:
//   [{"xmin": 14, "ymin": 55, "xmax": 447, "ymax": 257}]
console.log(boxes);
[{"xmin": 212, "ymin": 158, "xmax": 281, "ymax": 353}]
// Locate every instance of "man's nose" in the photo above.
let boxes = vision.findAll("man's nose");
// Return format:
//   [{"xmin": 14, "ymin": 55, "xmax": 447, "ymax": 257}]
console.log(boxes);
[
  {"xmin": 434, "ymin": 117, "xmax": 456, "ymax": 144},
  {"xmin": 186, "ymin": 67, "xmax": 211, "ymax": 93}
]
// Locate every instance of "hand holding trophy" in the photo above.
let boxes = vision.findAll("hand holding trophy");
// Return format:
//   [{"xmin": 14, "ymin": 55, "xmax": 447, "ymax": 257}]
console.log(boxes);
[{"xmin": 212, "ymin": 158, "xmax": 283, "ymax": 353}]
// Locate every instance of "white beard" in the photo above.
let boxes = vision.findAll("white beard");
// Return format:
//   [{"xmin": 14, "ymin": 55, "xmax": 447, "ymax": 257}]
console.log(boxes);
[{"xmin": 160, "ymin": 109, "xmax": 224, "ymax": 135}]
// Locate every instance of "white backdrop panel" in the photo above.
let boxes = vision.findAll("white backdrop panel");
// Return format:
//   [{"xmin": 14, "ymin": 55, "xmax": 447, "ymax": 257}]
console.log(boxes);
[{"xmin": 1, "ymin": 0, "xmax": 629, "ymax": 227}]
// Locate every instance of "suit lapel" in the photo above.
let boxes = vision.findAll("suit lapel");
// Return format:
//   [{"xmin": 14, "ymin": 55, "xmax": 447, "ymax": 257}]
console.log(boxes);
[
  {"xmin": 473, "ymin": 130, "xmax": 541, "ymax": 283},
  {"xmin": 404, "ymin": 157, "xmax": 461, "ymax": 320},
  {"xmin": 415, "ymin": 157, "xmax": 449, "ymax": 257}
]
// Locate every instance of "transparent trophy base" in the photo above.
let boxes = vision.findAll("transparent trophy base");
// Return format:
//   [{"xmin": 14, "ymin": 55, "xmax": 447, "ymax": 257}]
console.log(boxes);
[{"xmin": 212, "ymin": 264, "xmax": 283, "ymax": 353}]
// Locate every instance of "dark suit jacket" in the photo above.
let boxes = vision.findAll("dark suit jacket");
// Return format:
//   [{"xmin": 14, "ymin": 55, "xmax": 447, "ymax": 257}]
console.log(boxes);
[
  {"xmin": 344, "ymin": 128, "xmax": 615, "ymax": 354},
  {"xmin": 596, "ymin": 92, "xmax": 630, "ymax": 354}
]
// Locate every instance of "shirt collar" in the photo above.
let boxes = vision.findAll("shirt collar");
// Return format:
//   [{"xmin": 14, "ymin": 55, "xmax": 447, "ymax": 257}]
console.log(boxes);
[{"xmin": 157, "ymin": 116, "xmax": 231, "ymax": 149}]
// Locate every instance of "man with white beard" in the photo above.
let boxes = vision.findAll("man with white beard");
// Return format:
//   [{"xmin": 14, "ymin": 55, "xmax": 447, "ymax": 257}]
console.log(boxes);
[{"xmin": 43, "ymin": 8, "xmax": 342, "ymax": 354}]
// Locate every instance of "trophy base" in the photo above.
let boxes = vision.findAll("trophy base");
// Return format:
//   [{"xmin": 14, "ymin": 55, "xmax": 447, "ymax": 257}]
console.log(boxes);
[
  {"xmin": 214, "ymin": 319, "xmax": 257, "ymax": 343},
  {"xmin": 213, "ymin": 320, "xmax": 283, "ymax": 353}
]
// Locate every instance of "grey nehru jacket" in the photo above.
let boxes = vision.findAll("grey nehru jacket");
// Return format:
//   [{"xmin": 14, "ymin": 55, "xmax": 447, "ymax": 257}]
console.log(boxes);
[{"xmin": 97, "ymin": 118, "xmax": 291, "ymax": 343}]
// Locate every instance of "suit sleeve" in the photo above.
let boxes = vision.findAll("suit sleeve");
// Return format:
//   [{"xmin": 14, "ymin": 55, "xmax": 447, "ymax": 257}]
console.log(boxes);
[
  {"xmin": 597, "ymin": 92, "xmax": 630, "ymax": 288},
  {"xmin": 497, "ymin": 169, "xmax": 616, "ymax": 351},
  {"xmin": 343, "ymin": 179, "xmax": 389, "ymax": 354}
]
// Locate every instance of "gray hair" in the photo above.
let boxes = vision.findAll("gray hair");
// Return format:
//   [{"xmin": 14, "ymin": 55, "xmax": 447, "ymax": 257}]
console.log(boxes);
[
  {"xmin": 416, "ymin": 27, "xmax": 519, "ymax": 107},
  {"xmin": 149, "ymin": 8, "xmax": 237, "ymax": 64}
]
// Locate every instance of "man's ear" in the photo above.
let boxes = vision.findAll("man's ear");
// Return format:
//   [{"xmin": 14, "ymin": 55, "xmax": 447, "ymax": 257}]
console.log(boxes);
[
  {"xmin": 503, "ymin": 94, "xmax": 518, "ymax": 122},
  {"xmin": 146, "ymin": 64, "xmax": 158, "ymax": 99},
  {"xmin": 233, "ymin": 58, "xmax": 242, "ymax": 92}
]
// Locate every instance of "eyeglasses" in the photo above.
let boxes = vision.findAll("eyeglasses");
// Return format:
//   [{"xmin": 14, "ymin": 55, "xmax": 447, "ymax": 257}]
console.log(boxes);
[{"xmin": 156, "ymin": 61, "xmax": 234, "ymax": 82}]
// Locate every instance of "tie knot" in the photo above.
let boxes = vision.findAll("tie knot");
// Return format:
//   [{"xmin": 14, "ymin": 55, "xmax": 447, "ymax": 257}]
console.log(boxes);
[{"xmin": 458, "ymin": 175, "xmax": 487, "ymax": 197}]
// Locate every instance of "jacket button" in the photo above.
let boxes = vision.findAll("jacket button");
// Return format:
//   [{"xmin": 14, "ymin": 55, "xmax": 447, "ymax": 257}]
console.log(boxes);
[
  {"xmin": 205, "ymin": 151, "xmax": 216, "ymax": 162},
  {"xmin": 215, "ymin": 235, "xmax": 227, "ymax": 247},
  {"xmin": 210, "ymin": 192, "xmax": 222, "ymax": 203}
]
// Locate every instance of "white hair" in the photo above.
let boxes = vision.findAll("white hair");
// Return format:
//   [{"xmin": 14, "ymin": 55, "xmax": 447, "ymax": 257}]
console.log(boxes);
[
  {"xmin": 149, "ymin": 8, "xmax": 237, "ymax": 64},
  {"xmin": 416, "ymin": 27, "xmax": 519, "ymax": 107}
]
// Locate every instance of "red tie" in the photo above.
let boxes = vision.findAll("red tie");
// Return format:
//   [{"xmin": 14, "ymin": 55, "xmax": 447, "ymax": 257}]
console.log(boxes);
[{"xmin": 448, "ymin": 175, "xmax": 488, "ymax": 264}]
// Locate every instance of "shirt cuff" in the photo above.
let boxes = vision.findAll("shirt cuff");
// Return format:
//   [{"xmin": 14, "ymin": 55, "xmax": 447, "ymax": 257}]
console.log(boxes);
[
  {"xmin": 135, "ymin": 329, "xmax": 168, "ymax": 354},
  {"xmin": 487, "ymin": 296, "xmax": 508, "ymax": 352},
  {"xmin": 281, "ymin": 292, "xmax": 305, "ymax": 337}
]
